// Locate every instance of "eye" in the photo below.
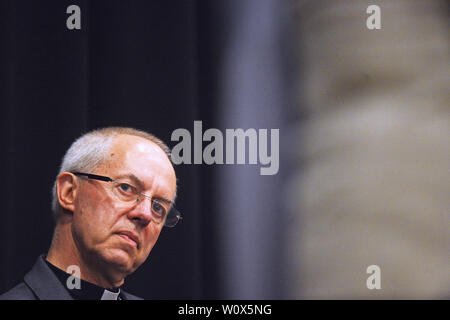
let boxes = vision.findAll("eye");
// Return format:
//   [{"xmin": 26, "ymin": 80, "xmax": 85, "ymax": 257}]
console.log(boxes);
[
  {"xmin": 151, "ymin": 200, "xmax": 167, "ymax": 218},
  {"xmin": 118, "ymin": 183, "xmax": 135, "ymax": 194}
]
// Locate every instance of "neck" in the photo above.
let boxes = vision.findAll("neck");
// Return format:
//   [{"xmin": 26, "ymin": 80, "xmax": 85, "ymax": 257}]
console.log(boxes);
[{"xmin": 47, "ymin": 215, "xmax": 125, "ymax": 289}]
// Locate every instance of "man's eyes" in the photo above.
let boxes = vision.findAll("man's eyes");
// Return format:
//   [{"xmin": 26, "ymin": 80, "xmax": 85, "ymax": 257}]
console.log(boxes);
[
  {"xmin": 115, "ymin": 182, "xmax": 170, "ymax": 217},
  {"xmin": 151, "ymin": 201, "xmax": 167, "ymax": 216},
  {"xmin": 118, "ymin": 183, "xmax": 136, "ymax": 193}
]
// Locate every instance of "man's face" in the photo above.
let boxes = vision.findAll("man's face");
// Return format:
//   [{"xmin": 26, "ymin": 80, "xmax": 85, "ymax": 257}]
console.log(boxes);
[{"xmin": 71, "ymin": 134, "xmax": 176, "ymax": 278}]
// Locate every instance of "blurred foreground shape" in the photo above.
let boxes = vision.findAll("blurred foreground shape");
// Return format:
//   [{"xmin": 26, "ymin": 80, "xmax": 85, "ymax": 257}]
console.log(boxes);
[{"xmin": 286, "ymin": 0, "xmax": 449, "ymax": 298}]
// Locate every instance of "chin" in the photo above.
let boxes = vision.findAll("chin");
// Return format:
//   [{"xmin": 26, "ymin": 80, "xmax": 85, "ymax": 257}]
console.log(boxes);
[{"xmin": 100, "ymin": 247, "xmax": 138, "ymax": 275}]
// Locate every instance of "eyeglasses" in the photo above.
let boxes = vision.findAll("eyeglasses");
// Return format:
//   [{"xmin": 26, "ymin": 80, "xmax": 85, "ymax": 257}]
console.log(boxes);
[{"xmin": 71, "ymin": 172, "xmax": 182, "ymax": 227}]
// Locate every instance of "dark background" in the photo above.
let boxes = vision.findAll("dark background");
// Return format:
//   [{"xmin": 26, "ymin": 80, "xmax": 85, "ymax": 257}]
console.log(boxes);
[
  {"xmin": 0, "ymin": 0, "xmax": 226, "ymax": 299},
  {"xmin": 0, "ymin": 0, "xmax": 294, "ymax": 299}
]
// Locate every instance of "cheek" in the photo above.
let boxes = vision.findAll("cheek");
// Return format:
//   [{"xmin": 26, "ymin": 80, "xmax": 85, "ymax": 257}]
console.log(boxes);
[
  {"xmin": 73, "ymin": 192, "xmax": 121, "ymax": 244},
  {"xmin": 140, "ymin": 224, "xmax": 163, "ymax": 255}
]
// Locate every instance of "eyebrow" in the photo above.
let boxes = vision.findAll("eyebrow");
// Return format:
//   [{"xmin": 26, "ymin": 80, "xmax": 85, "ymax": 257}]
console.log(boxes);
[
  {"xmin": 114, "ymin": 173, "xmax": 145, "ymax": 190},
  {"xmin": 153, "ymin": 196, "xmax": 174, "ymax": 206},
  {"xmin": 114, "ymin": 173, "xmax": 174, "ymax": 204}
]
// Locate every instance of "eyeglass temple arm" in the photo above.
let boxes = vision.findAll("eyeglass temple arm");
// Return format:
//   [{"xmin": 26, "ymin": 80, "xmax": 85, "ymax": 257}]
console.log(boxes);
[{"xmin": 71, "ymin": 172, "xmax": 113, "ymax": 182}]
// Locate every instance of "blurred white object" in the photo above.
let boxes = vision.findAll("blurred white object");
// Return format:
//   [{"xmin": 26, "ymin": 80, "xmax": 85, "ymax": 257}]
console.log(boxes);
[{"xmin": 286, "ymin": 0, "xmax": 449, "ymax": 298}]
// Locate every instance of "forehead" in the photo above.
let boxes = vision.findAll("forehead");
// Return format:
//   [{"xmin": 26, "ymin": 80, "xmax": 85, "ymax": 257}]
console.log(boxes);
[{"xmin": 99, "ymin": 134, "xmax": 176, "ymax": 193}]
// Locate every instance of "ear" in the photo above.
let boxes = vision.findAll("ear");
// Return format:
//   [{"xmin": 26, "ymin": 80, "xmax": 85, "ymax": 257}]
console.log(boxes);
[{"xmin": 56, "ymin": 172, "xmax": 79, "ymax": 214}]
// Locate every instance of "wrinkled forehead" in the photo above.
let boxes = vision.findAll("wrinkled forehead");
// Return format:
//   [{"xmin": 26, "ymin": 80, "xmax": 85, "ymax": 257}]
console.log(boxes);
[{"xmin": 98, "ymin": 134, "xmax": 176, "ymax": 193}]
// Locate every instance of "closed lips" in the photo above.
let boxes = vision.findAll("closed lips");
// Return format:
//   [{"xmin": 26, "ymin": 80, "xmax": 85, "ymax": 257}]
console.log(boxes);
[{"xmin": 117, "ymin": 231, "xmax": 139, "ymax": 247}]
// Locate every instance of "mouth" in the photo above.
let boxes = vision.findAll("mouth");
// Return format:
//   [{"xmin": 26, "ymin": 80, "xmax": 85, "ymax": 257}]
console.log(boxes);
[{"xmin": 116, "ymin": 231, "xmax": 139, "ymax": 249}]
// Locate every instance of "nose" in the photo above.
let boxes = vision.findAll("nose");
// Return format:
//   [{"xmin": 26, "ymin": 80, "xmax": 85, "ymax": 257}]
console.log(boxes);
[{"xmin": 127, "ymin": 197, "xmax": 152, "ymax": 227}]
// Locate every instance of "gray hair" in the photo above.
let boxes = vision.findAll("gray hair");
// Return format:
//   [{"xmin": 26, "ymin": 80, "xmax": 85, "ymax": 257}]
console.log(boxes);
[{"xmin": 51, "ymin": 127, "xmax": 172, "ymax": 219}]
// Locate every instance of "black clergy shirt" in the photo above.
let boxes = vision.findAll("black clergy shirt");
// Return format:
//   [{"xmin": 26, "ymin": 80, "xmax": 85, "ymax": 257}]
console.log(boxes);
[{"xmin": 45, "ymin": 259, "xmax": 123, "ymax": 300}]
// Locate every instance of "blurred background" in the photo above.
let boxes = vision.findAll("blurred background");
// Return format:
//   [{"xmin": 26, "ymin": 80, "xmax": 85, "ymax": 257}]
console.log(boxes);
[{"xmin": 0, "ymin": 0, "xmax": 448, "ymax": 299}]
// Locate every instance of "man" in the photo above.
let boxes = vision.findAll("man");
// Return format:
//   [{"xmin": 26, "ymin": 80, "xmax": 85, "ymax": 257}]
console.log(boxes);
[{"xmin": 0, "ymin": 127, "xmax": 181, "ymax": 300}]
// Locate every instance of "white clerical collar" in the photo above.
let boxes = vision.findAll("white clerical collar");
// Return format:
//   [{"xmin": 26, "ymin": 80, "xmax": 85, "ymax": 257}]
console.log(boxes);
[{"xmin": 101, "ymin": 289, "xmax": 121, "ymax": 300}]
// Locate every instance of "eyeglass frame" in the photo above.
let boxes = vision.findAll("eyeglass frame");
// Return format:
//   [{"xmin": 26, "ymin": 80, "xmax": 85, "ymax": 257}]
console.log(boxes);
[{"xmin": 70, "ymin": 171, "xmax": 182, "ymax": 227}]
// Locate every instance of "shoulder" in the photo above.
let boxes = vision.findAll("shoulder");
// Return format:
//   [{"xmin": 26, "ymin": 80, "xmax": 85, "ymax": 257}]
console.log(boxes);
[
  {"xmin": 121, "ymin": 290, "xmax": 143, "ymax": 300},
  {"xmin": 0, "ymin": 282, "xmax": 37, "ymax": 300}
]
